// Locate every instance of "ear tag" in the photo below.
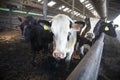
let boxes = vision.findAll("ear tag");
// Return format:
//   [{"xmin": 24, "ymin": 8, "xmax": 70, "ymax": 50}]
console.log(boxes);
[
  {"xmin": 43, "ymin": 24, "xmax": 49, "ymax": 30},
  {"xmin": 105, "ymin": 26, "xmax": 109, "ymax": 31}
]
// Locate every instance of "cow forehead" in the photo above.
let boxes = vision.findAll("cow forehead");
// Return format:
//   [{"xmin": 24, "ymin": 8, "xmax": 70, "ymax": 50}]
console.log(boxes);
[
  {"xmin": 51, "ymin": 14, "xmax": 76, "ymax": 53},
  {"xmin": 87, "ymin": 18, "xmax": 100, "ymax": 32},
  {"xmin": 53, "ymin": 14, "xmax": 73, "ymax": 22},
  {"xmin": 51, "ymin": 14, "xmax": 73, "ymax": 35},
  {"xmin": 80, "ymin": 18, "xmax": 100, "ymax": 36}
]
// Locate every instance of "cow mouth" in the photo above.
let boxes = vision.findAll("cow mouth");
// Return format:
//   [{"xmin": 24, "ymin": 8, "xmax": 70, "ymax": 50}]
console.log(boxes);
[
  {"xmin": 86, "ymin": 37, "xmax": 93, "ymax": 41},
  {"xmin": 85, "ymin": 34, "xmax": 95, "ymax": 41}
]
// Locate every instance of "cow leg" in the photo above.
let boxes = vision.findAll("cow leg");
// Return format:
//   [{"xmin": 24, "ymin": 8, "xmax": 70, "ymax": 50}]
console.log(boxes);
[
  {"xmin": 83, "ymin": 44, "xmax": 90, "ymax": 55},
  {"xmin": 48, "ymin": 43, "xmax": 53, "ymax": 54},
  {"xmin": 31, "ymin": 50, "xmax": 39, "ymax": 66},
  {"xmin": 65, "ymin": 52, "xmax": 73, "ymax": 71},
  {"xmin": 43, "ymin": 44, "xmax": 48, "ymax": 55},
  {"xmin": 74, "ymin": 42, "xmax": 79, "ymax": 54},
  {"xmin": 80, "ymin": 44, "xmax": 90, "ymax": 60},
  {"xmin": 79, "ymin": 46, "xmax": 84, "ymax": 60}
]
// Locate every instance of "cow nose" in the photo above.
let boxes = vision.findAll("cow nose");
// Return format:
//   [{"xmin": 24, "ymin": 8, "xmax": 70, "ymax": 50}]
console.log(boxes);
[
  {"xmin": 86, "ymin": 33, "xmax": 94, "ymax": 39},
  {"xmin": 53, "ymin": 51, "xmax": 66, "ymax": 59}
]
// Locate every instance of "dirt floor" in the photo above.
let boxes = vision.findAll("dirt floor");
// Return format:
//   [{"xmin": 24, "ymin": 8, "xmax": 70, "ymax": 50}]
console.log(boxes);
[
  {"xmin": 0, "ymin": 29, "xmax": 120, "ymax": 80},
  {"xmin": 0, "ymin": 29, "xmax": 80, "ymax": 80}
]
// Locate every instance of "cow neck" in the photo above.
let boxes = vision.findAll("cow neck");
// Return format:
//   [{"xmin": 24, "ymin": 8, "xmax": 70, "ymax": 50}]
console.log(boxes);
[{"xmin": 92, "ymin": 20, "xmax": 104, "ymax": 43}]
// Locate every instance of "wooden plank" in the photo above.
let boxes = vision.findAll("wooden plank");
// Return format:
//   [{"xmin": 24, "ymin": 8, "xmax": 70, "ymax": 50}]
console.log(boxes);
[{"xmin": 19, "ymin": 0, "xmax": 43, "ymax": 10}]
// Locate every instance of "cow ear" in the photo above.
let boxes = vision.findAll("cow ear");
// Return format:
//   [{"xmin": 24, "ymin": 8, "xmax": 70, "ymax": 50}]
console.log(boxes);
[
  {"xmin": 110, "ymin": 21, "xmax": 113, "ymax": 23},
  {"xmin": 114, "ymin": 24, "xmax": 118, "ymax": 29},
  {"xmin": 18, "ymin": 16, "xmax": 22, "ymax": 22},
  {"xmin": 71, "ymin": 21, "xmax": 85, "ymax": 31},
  {"xmin": 74, "ymin": 21, "xmax": 85, "ymax": 28},
  {"xmin": 18, "ymin": 16, "xmax": 25, "ymax": 22},
  {"xmin": 72, "ymin": 23, "xmax": 80, "ymax": 31}
]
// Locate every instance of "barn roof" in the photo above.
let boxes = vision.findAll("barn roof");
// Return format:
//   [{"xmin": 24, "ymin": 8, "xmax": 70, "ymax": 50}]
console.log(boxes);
[{"xmin": 0, "ymin": 0, "xmax": 120, "ymax": 21}]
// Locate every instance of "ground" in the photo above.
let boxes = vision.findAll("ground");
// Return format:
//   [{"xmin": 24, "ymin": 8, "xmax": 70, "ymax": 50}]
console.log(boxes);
[
  {"xmin": 0, "ymin": 29, "xmax": 79, "ymax": 80},
  {"xmin": 0, "ymin": 29, "xmax": 120, "ymax": 80}
]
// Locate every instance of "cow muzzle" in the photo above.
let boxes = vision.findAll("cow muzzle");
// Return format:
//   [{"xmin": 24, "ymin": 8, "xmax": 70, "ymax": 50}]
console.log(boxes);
[
  {"xmin": 53, "ymin": 51, "xmax": 66, "ymax": 59},
  {"xmin": 85, "ymin": 33, "xmax": 95, "ymax": 41}
]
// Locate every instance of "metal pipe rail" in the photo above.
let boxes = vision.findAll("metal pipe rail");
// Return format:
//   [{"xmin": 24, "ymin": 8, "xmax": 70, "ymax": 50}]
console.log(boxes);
[{"xmin": 67, "ymin": 33, "xmax": 105, "ymax": 80}]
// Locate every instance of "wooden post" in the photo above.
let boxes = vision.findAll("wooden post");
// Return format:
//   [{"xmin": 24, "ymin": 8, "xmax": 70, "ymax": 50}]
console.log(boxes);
[
  {"xmin": 71, "ymin": 0, "xmax": 75, "ymax": 19},
  {"xmin": 43, "ymin": 0, "xmax": 48, "ymax": 19},
  {"xmin": 9, "ymin": 8, "xmax": 12, "ymax": 29}
]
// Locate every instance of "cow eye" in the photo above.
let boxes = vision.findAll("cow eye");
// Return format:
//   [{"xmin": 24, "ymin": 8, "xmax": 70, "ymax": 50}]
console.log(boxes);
[
  {"xmin": 67, "ymin": 32, "xmax": 71, "ymax": 41},
  {"xmin": 105, "ymin": 26, "xmax": 109, "ymax": 31}
]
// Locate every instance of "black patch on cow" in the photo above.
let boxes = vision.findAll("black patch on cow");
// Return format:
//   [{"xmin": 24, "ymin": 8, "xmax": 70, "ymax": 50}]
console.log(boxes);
[
  {"xmin": 93, "ymin": 20, "xmax": 102, "ymax": 37},
  {"xmin": 67, "ymin": 32, "xmax": 71, "ymax": 41},
  {"xmin": 69, "ymin": 21, "xmax": 72, "ymax": 28}
]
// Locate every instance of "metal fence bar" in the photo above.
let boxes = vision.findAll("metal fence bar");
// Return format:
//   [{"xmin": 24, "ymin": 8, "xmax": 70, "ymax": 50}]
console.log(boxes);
[{"xmin": 67, "ymin": 33, "xmax": 105, "ymax": 80}]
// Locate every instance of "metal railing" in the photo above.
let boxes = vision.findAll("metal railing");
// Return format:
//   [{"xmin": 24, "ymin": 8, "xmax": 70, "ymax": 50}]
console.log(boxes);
[{"xmin": 67, "ymin": 33, "xmax": 105, "ymax": 80}]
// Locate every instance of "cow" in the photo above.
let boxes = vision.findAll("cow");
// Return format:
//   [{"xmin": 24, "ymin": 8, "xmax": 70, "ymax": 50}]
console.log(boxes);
[
  {"xmin": 18, "ymin": 16, "xmax": 36, "ymax": 42},
  {"xmin": 50, "ymin": 14, "xmax": 83, "ymax": 68},
  {"xmin": 75, "ymin": 17, "xmax": 117, "ymax": 59},
  {"xmin": 18, "ymin": 16, "xmax": 53, "ymax": 65}
]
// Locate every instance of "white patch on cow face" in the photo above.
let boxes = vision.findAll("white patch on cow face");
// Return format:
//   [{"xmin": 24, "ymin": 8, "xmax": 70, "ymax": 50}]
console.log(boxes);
[
  {"xmin": 80, "ymin": 25, "xmax": 87, "ymax": 36},
  {"xmin": 51, "ymin": 14, "xmax": 76, "ymax": 59},
  {"xmin": 85, "ymin": 18, "xmax": 100, "ymax": 40}
]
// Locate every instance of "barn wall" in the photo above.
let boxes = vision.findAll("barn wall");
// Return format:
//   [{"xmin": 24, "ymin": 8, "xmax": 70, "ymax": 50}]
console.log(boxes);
[{"xmin": 0, "ymin": 10, "xmax": 51, "ymax": 31}]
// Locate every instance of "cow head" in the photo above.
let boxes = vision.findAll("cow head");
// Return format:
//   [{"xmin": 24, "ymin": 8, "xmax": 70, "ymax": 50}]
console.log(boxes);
[
  {"xmin": 83, "ymin": 18, "xmax": 101, "ymax": 41},
  {"xmin": 79, "ymin": 18, "xmax": 117, "ymax": 41},
  {"xmin": 51, "ymin": 14, "xmax": 83, "ymax": 60},
  {"xmin": 18, "ymin": 16, "xmax": 36, "ymax": 42},
  {"xmin": 101, "ymin": 21, "xmax": 117, "ymax": 37}
]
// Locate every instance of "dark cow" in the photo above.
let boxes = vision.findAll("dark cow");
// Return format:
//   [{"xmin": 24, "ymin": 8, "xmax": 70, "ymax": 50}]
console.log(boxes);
[
  {"xmin": 18, "ymin": 16, "xmax": 53, "ymax": 64},
  {"xmin": 75, "ymin": 17, "xmax": 117, "ymax": 59},
  {"xmin": 18, "ymin": 16, "xmax": 36, "ymax": 42}
]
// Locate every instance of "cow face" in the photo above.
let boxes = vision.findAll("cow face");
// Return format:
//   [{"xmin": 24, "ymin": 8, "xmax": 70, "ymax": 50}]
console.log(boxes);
[
  {"xmin": 102, "ymin": 21, "xmax": 117, "ymax": 37},
  {"xmin": 18, "ymin": 16, "xmax": 36, "ymax": 42},
  {"xmin": 51, "ymin": 14, "xmax": 82, "ymax": 60},
  {"xmin": 84, "ymin": 18, "xmax": 100, "ymax": 41}
]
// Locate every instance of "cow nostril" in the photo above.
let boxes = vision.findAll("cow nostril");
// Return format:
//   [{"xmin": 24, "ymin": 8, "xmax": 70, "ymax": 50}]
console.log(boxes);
[
  {"xmin": 87, "ymin": 33, "xmax": 93, "ymax": 38},
  {"xmin": 53, "ymin": 52, "xmax": 57, "ymax": 57},
  {"xmin": 53, "ymin": 52, "xmax": 65, "ymax": 59}
]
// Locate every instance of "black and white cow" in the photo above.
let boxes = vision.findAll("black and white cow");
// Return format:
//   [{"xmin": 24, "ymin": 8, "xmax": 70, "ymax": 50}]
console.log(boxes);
[
  {"xmin": 50, "ymin": 14, "xmax": 82, "ymax": 67},
  {"xmin": 18, "ymin": 16, "xmax": 53, "ymax": 64},
  {"xmin": 76, "ymin": 17, "xmax": 117, "ymax": 59}
]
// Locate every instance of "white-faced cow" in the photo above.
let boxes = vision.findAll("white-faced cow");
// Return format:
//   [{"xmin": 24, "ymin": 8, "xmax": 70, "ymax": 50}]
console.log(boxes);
[
  {"xmin": 18, "ymin": 16, "xmax": 53, "ymax": 65},
  {"xmin": 50, "ymin": 14, "xmax": 82, "ymax": 67},
  {"xmin": 76, "ymin": 17, "xmax": 117, "ymax": 59}
]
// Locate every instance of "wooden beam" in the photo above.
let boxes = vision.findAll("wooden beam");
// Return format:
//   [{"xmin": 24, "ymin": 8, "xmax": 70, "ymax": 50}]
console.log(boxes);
[
  {"xmin": 19, "ymin": 0, "xmax": 43, "ymax": 10},
  {"xmin": 43, "ymin": 0, "xmax": 48, "ymax": 19}
]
